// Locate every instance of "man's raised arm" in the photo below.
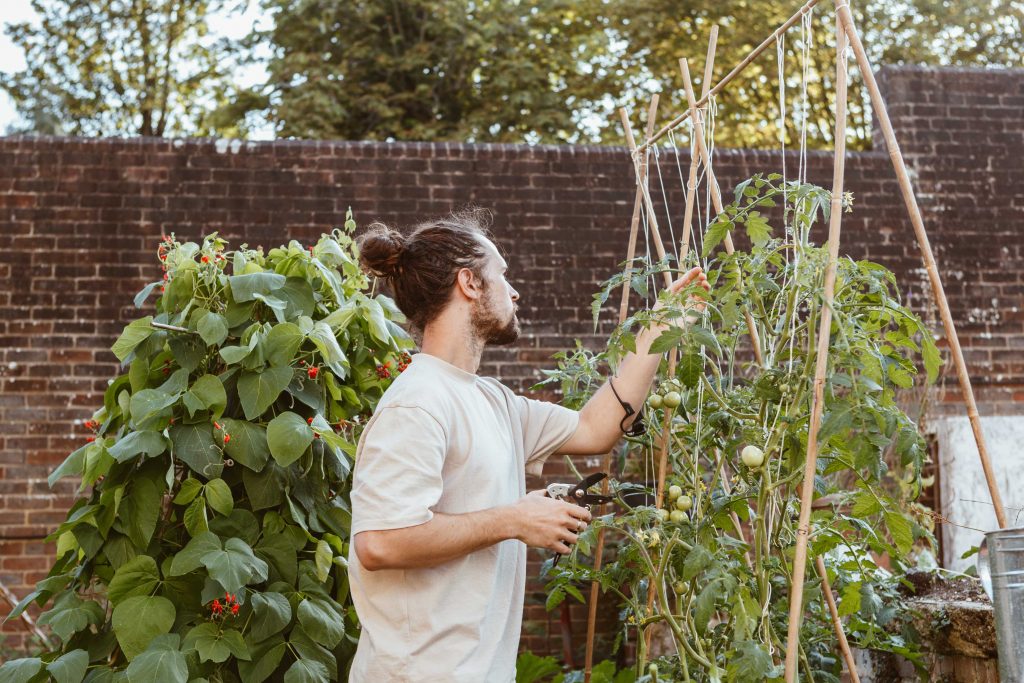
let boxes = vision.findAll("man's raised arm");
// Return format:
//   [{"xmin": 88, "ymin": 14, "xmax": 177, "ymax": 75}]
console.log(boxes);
[{"xmin": 557, "ymin": 266, "xmax": 709, "ymax": 456}]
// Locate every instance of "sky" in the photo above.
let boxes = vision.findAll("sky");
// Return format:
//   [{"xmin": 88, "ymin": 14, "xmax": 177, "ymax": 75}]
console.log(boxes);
[{"xmin": 0, "ymin": 0, "xmax": 273, "ymax": 137}]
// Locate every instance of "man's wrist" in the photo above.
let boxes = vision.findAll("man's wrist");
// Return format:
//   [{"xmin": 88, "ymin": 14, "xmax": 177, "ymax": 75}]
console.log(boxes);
[
  {"xmin": 636, "ymin": 319, "xmax": 669, "ymax": 355},
  {"xmin": 492, "ymin": 504, "xmax": 520, "ymax": 543}
]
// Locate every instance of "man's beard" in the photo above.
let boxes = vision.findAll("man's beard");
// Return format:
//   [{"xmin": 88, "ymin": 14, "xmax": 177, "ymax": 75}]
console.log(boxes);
[{"xmin": 471, "ymin": 295, "xmax": 520, "ymax": 346}]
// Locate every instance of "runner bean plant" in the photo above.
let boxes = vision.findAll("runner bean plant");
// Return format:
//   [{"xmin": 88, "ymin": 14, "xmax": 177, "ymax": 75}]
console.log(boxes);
[{"xmin": 1, "ymin": 212, "xmax": 412, "ymax": 682}]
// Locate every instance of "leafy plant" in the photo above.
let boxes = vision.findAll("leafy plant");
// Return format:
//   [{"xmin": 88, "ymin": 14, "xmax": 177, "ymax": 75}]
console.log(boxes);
[
  {"xmin": 536, "ymin": 174, "xmax": 937, "ymax": 681},
  {"xmin": 515, "ymin": 653, "xmax": 636, "ymax": 683},
  {"xmin": 1, "ymin": 212, "xmax": 414, "ymax": 682}
]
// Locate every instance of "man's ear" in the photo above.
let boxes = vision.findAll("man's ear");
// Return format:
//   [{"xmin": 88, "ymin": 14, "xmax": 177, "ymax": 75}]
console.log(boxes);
[{"xmin": 455, "ymin": 267, "xmax": 484, "ymax": 301}]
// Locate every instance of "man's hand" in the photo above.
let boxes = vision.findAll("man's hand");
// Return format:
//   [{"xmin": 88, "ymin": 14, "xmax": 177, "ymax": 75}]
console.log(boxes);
[
  {"xmin": 511, "ymin": 490, "xmax": 592, "ymax": 554},
  {"xmin": 651, "ymin": 266, "xmax": 710, "ymax": 327}
]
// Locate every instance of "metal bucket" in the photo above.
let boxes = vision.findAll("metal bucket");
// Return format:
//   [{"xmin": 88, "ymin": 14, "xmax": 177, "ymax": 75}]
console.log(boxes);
[{"xmin": 978, "ymin": 527, "xmax": 1024, "ymax": 682}]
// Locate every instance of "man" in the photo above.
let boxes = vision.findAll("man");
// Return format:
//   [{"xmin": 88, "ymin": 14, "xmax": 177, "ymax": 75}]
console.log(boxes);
[{"xmin": 346, "ymin": 208, "xmax": 707, "ymax": 682}]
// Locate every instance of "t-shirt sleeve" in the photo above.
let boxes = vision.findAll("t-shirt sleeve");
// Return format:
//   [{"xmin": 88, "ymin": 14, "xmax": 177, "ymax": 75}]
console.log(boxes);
[
  {"xmin": 350, "ymin": 405, "xmax": 447, "ymax": 535},
  {"xmin": 513, "ymin": 394, "xmax": 581, "ymax": 477}
]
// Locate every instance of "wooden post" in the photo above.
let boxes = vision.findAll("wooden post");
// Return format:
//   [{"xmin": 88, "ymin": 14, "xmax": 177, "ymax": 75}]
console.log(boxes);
[
  {"xmin": 834, "ymin": 0, "xmax": 1008, "ymax": 529},
  {"xmin": 784, "ymin": 13, "xmax": 849, "ymax": 681},
  {"xmin": 584, "ymin": 95, "xmax": 661, "ymax": 683},
  {"xmin": 678, "ymin": 59, "xmax": 765, "ymax": 366},
  {"xmin": 816, "ymin": 556, "xmax": 861, "ymax": 683}
]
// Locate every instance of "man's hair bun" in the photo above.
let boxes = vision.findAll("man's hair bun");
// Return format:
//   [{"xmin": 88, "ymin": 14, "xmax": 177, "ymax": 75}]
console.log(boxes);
[{"xmin": 356, "ymin": 223, "xmax": 408, "ymax": 279}]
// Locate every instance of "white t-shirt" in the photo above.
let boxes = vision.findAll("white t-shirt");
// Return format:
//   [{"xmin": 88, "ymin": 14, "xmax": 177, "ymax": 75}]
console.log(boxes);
[{"xmin": 346, "ymin": 351, "xmax": 580, "ymax": 682}]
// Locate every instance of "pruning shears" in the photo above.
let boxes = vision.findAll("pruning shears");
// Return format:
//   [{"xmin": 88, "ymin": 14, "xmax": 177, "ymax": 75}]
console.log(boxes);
[{"xmin": 546, "ymin": 472, "xmax": 615, "ymax": 566}]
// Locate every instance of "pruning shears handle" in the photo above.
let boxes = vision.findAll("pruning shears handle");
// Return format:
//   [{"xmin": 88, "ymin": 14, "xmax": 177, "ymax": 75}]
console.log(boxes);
[{"xmin": 545, "ymin": 472, "xmax": 614, "ymax": 566}]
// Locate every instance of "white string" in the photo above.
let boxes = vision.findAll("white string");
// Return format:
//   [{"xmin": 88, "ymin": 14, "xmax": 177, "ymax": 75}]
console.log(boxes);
[
  {"xmin": 799, "ymin": 7, "xmax": 813, "ymax": 186},
  {"xmin": 777, "ymin": 31, "xmax": 789, "ymax": 238},
  {"xmin": 667, "ymin": 128, "xmax": 693, "ymax": 265},
  {"xmin": 653, "ymin": 145, "xmax": 681, "ymax": 268}
]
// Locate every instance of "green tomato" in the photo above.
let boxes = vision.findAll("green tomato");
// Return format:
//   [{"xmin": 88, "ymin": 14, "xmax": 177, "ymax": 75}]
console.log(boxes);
[
  {"xmin": 656, "ymin": 508, "xmax": 669, "ymax": 521},
  {"xmin": 662, "ymin": 391, "xmax": 682, "ymax": 409},
  {"xmin": 647, "ymin": 393, "xmax": 664, "ymax": 409},
  {"xmin": 668, "ymin": 484, "xmax": 683, "ymax": 500},
  {"xmin": 649, "ymin": 663, "xmax": 659, "ymax": 678},
  {"xmin": 779, "ymin": 383, "xmax": 791, "ymax": 394},
  {"xmin": 670, "ymin": 509, "xmax": 688, "ymax": 524},
  {"xmin": 672, "ymin": 580, "xmax": 687, "ymax": 594},
  {"xmin": 674, "ymin": 494, "xmax": 693, "ymax": 512},
  {"xmin": 741, "ymin": 445, "xmax": 765, "ymax": 468}
]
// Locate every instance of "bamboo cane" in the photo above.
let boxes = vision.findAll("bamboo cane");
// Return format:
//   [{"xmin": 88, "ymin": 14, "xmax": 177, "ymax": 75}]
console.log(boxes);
[
  {"xmin": 678, "ymin": 59, "xmax": 765, "ymax": 367},
  {"xmin": 678, "ymin": 25, "xmax": 719, "ymax": 265},
  {"xmin": 688, "ymin": 31, "xmax": 754, "ymax": 567},
  {"xmin": 816, "ymin": 556, "xmax": 861, "ymax": 683},
  {"xmin": 640, "ymin": 0, "xmax": 823, "ymax": 152},
  {"xmin": 784, "ymin": 14, "xmax": 849, "ymax": 681},
  {"xmin": 0, "ymin": 579, "xmax": 55, "ymax": 651},
  {"xmin": 834, "ymin": 0, "xmax": 1008, "ymax": 528},
  {"xmin": 654, "ymin": 23, "xmax": 718, "ymax": 518},
  {"xmin": 618, "ymin": 95, "xmax": 661, "ymax": 323},
  {"xmin": 621, "ymin": 111, "xmax": 674, "ymax": 290},
  {"xmin": 641, "ymin": 28, "xmax": 721, "ymax": 658},
  {"xmin": 584, "ymin": 95, "xmax": 662, "ymax": 683}
]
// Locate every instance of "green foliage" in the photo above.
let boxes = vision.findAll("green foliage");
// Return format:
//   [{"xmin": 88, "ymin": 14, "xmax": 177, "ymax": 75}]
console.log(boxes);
[
  {"xmin": 237, "ymin": 0, "xmax": 1022, "ymax": 148},
  {"xmin": 1, "ymin": 211, "xmax": 414, "ymax": 679},
  {"xmin": 7, "ymin": 1, "xmax": 1019, "ymax": 146},
  {"xmin": 535, "ymin": 175, "xmax": 938, "ymax": 680},
  {"xmin": 245, "ymin": 0, "xmax": 612, "ymax": 143},
  {"xmin": 514, "ymin": 653, "xmax": 637, "ymax": 683},
  {"xmin": 0, "ymin": 0, "xmax": 248, "ymax": 137}
]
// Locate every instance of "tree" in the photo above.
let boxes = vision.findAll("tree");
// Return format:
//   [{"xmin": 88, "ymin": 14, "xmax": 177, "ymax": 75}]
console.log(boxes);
[
  {"xmin": 246, "ymin": 0, "xmax": 1021, "ymax": 149},
  {"xmin": 246, "ymin": 0, "xmax": 619, "ymax": 143},
  {"xmin": 1, "ymin": 0, "xmax": 248, "ymax": 137}
]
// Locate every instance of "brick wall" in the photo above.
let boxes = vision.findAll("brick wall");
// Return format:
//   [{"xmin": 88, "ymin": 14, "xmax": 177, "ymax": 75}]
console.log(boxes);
[{"xmin": 0, "ymin": 65, "xmax": 1021, "ymax": 665}]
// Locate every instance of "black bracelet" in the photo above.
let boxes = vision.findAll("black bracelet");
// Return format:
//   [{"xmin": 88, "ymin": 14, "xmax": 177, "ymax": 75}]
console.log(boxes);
[{"xmin": 609, "ymin": 377, "xmax": 647, "ymax": 437}]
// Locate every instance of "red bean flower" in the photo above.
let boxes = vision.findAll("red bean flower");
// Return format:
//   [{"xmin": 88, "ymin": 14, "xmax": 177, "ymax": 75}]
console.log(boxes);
[{"xmin": 307, "ymin": 366, "xmax": 319, "ymax": 379}]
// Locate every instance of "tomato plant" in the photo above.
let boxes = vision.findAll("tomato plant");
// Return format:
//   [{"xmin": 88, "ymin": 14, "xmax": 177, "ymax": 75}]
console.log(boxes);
[
  {"xmin": 1, "ymin": 211, "xmax": 413, "ymax": 682},
  {"xmin": 538, "ymin": 174, "xmax": 938, "ymax": 682}
]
